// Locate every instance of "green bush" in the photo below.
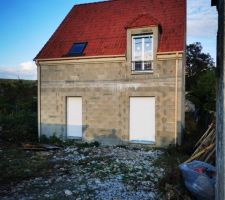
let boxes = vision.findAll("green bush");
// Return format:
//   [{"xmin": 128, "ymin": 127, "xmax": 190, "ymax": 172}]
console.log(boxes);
[
  {"xmin": 40, "ymin": 133, "xmax": 64, "ymax": 145},
  {"xmin": 0, "ymin": 79, "xmax": 38, "ymax": 143},
  {"xmin": 1, "ymin": 112, "xmax": 37, "ymax": 142}
]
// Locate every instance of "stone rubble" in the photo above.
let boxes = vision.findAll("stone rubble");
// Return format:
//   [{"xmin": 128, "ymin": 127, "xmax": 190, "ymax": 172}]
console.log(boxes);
[
  {"xmin": 64, "ymin": 189, "xmax": 73, "ymax": 196},
  {"xmin": 1, "ymin": 144, "xmax": 165, "ymax": 200}
]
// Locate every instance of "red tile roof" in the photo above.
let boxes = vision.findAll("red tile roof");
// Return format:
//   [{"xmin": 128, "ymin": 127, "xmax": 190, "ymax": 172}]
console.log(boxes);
[
  {"xmin": 35, "ymin": 0, "xmax": 186, "ymax": 60},
  {"xmin": 125, "ymin": 14, "xmax": 161, "ymax": 29}
]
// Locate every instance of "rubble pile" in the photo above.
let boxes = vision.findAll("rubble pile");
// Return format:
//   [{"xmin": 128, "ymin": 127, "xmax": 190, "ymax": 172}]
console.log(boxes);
[{"xmin": 1, "ymin": 145, "xmax": 164, "ymax": 200}]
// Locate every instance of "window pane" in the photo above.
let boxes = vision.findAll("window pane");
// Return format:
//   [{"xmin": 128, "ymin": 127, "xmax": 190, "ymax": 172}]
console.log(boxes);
[
  {"xmin": 132, "ymin": 35, "xmax": 153, "ymax": 71},
  {"xmin": 68, "ymin": 42, "xmax": 87, "ymax": 55},
  {"xmin": 134, "ymin": 61, "xmax": 142, "ymax": 71},
  {"xmin": 144, "ymin": 61, "xmax": 152, "ymax": 70},
  {"xmin": 144, "ymin": 36, "xmax": 153, "ymax": 60},
  {"xmin": 134, "ymin": 38, "xmax": 142, "ymax": 60}
]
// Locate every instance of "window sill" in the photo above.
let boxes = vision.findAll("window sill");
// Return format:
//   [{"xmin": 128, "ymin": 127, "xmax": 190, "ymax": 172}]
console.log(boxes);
[{"xmin": 131, "ymin": 70, "xmax": 154, "ymax": 75}]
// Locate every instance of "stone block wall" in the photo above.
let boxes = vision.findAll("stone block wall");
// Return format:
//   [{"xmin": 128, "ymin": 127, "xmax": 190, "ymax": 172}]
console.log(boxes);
[{"xmin": 38, "ymin": 54, "xmax": 184, "ymax": 146}]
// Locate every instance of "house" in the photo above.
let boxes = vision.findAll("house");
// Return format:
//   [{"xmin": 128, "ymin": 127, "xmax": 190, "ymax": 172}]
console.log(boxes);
[
  {"xmin": 211, "ymin": 0, "xmax": 225, "ymax": 199},
  {"xmin": 34, "ymin": 0, "xmax": 186, "ymax": 146}
]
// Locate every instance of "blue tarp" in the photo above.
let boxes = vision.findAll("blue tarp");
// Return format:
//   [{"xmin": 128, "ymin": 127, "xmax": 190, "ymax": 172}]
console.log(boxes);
[{"xmin": 179, "ymin": 160, "xmax": 216, "ymax": 200}]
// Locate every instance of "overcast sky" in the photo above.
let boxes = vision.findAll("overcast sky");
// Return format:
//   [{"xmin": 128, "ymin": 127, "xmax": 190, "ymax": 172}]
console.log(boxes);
[{"xmin": 0, "ymin": 0, "xmax": 218, "ymax": 80}]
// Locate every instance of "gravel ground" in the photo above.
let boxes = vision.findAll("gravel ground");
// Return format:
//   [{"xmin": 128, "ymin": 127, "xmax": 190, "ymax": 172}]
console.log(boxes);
[{"xmin": 0, "ymin": 144, "xmax": 165, "ymax": 200}]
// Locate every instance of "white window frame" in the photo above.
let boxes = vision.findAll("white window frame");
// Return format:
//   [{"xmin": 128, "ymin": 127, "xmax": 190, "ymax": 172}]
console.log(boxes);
[{"xmin": 132, "ymin": 34, "xmax": 153, "ymax": 71}]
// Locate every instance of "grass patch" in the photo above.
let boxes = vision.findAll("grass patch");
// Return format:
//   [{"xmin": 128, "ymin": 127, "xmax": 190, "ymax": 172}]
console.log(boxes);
[
  {"xmin": 40, "ymin": 134, "xmax": 100, "ymax": 148},
  {"xmin": 0, "ymin": 149, "xmax": 52, "ymax": 184},
  {"xmin": 75, "ymin": 141, "xmax": 100, "ymax": 148},
  {"xmin": 153, "ymin": 145, "xmax": 193, "ymax": 199}
]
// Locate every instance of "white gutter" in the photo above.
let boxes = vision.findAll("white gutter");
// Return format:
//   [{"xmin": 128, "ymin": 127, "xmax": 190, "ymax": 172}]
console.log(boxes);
[
  {"xmin": 35, "ymin": 54, "xmax": 125, "ymax": 62},
  {"xmin": 35, "ymin": 61, "xmax": 41, "ymax": 141},
  {"xmin": 175, "ymin": 52, "xmax": 179, "ymax": 146}
]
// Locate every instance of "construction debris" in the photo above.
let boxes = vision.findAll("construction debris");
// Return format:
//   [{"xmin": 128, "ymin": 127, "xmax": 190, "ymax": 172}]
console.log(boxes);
[
  {"xmin": 185, "ymin": 123, "xmax": 215, "ymax": 164},
  {"xmin": 1, "ymin": 145, "xmax": 164, "ymax": 200},
  {"xmin": 22, "ymin": 143, "xmax": 61, "ymax": 151},
  {"xmin": 39, "ymin": 144, "xmax": 61, "ymax": 150}
]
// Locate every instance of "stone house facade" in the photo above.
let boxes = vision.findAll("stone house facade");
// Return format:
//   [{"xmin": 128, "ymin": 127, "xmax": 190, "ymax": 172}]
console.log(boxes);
[{"xmin": 35, "ymin": 0, "xmax": 186, "ymax": 146}]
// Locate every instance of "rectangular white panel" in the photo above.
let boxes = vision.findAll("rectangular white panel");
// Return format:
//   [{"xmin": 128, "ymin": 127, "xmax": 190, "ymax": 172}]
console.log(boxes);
[
  {"xmin": 129, "ymin": 97, "xmax": 155, "ymax": 143},
  {"xmin": 67, "ymin": 97, "xmax": 82, "ymax": 138}
]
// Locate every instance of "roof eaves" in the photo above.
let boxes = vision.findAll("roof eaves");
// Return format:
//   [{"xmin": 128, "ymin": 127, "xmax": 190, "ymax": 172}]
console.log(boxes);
[{"xmin": 35, "ymin": 54, "xmax": 126, "ymax": 63}]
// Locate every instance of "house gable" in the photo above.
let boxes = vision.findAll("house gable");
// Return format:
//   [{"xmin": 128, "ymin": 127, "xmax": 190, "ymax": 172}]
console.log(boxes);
[{"xmin": 36, "ymin": 0, "xmax": 186, "ymax": 146}]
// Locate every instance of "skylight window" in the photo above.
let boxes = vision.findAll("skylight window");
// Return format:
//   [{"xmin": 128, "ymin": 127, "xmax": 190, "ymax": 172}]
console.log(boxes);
[{"xmin": 67, "ymin": 42, "xmax": 87, "ymax": 56}]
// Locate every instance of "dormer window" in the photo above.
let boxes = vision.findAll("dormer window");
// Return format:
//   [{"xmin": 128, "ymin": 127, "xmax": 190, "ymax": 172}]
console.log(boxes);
[{"xmin": 132, "ymin": 34, "xmax": 153, "ymax": 71}]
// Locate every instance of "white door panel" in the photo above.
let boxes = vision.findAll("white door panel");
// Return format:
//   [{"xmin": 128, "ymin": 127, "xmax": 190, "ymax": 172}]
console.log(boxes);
[
  {"xmin": 67, "ymin": 97, "xmax": 82, "ymax": 138},
  {"xmin": 129, "ymin": 97, "xmax": 155, "ymax": 142}
]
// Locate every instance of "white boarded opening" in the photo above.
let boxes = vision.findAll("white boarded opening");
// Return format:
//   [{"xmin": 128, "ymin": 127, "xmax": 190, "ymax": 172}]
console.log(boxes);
[
  {"xmin": 67, "ymin": 97, "xmax": 82, "ymax": 138},
  {"xmin": 129, "ymin": 97, "xmax": 155, "ymax": 143}
]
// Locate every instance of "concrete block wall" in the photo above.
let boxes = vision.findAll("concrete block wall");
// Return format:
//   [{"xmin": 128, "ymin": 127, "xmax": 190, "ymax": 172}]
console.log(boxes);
[{"xmin": 39, "ymin": 54, "xmax": 184, "ymax": 146}]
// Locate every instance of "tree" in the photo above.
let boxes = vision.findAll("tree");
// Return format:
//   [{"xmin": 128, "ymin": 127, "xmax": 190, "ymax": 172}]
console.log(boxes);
[
  {"xmin": 186, "ymin": 42, "xmax": 215, "ymax": 90},
  {"xmin": 0, "ymin": 79, "xmax": 38, "ymax": 142},
  {"xmin": 186, "ymin": 43, "xmax": 216, "ymax": 130},
  {"xmin": 187, "ymin": 69, "xmax": 216, "ymax": 112}
]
